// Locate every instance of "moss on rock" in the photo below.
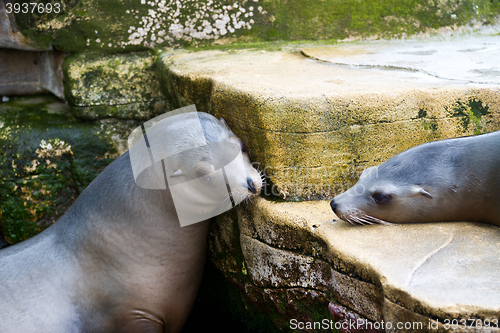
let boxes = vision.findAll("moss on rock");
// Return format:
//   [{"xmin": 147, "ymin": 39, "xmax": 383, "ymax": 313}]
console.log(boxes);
[
  {"xmin": 0, "ymin": 95, "xmax": 135, "ymax": 244},
  {"xmin": 64, "ymin": 51, "xmax": 168, "ymax": 119},
  {"xmin": 12, "ymin": 0, "xmax": 500, "ymax": 53},
  {"xmin": 158, "ymin": 48, "xmax": 500, "ymax": 200}
]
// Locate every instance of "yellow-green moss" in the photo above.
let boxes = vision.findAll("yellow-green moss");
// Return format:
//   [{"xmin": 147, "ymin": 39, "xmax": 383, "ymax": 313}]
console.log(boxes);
[
  {"xmin": 14, "ymin": 0, "xmax": 500, "ymax": 53},
  {"xmin": 0, "ymin": 95, "xmax": 132, "ymax": 244},
  {"xmin": 63, "ymin": 51, "xmax": 169, "ymax": 119}
]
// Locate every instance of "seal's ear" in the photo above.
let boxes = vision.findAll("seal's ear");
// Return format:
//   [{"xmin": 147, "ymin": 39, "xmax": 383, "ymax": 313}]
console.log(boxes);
[
  {"xmin": 170, "ymin": 169, "xmax": 183, "ymax": 177},
  {"xmin": 410, "ymin": 186, "xmax": 433, "ymax": 199},
  {"xmin": 360, "ymin": 166, "xmax": 378, "ymax": 180},
  {"xmin": 195, "ymin": 161, "xmax": 215, "ymax": 177},
  {"xmin": 219, "ymin": 118, "xmax": 230, "ymax": 129}
]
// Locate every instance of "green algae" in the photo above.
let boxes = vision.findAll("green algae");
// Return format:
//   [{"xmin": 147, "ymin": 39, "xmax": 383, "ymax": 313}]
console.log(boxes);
[
  {"xmin": 13, "ymin": 0, "xmax": 500, "ymax": 53},
  {"xmin": 0, "ymin": 95, "xmax": 117, "ymax": 244},
  {"xmin": 450, "ymin": 98, "xmax": 492, "ymax": 134},
  {"xmin": 63, "ymin": 51, "xmax": 168, "ymax": 119}
]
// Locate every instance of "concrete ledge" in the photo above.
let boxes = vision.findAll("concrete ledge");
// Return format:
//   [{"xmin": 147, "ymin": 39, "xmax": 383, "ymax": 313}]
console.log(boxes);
[
  {"xmin": 159, "ymin": 35, "xmax": 500, "ymax": 199},
  {"xmin": 210, "ymin": 197, "xmax": 500, "ymax": 331}
]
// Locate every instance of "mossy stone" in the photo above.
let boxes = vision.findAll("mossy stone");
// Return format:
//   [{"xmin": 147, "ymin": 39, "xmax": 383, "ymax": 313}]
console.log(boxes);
[
  {"xmin": 12, "ymin": 0, "xmax": 500, "ymax": 53},
  {"xmin": 0, "ymin": 95, "xmax": 137, "ymax": 244},
  {"xmin": 63, "ymin": 51, "xmax": 168, "ymax": 120}
]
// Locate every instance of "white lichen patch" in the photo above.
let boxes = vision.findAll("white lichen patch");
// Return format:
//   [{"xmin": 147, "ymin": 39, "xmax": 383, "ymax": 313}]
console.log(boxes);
[
  {"xmin": 36, "ymin": 12, "xmax": 79, "ymax": 30},
  {"xmin": 24, "ymin": 159, "xmax": 40, "ymax": 173},
  {"xmin": 36, "ymin": 139, "xmax": 73, "ymax": 158},
  {"xmin": 122, "ymin": 0, "xmax": 268, "ymax": 47}
]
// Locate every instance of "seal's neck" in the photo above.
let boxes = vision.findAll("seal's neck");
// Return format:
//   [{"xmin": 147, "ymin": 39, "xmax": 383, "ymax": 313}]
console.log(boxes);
[{"xmin": 56, "ymin": 151, "xmax": 211, "ymax": 270}]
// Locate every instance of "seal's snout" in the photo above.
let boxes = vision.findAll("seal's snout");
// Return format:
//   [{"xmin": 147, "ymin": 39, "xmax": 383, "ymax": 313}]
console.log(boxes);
[
  {"xmin": 247, "ymin": 177, "xmax": 256, "ymax": 194},
  {"xmin": 330, "ymin": 200, "xmax": 337, "ymax": 214}
]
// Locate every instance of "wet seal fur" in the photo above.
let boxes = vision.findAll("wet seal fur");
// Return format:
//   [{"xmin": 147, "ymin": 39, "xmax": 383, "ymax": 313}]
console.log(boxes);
[
  {"xmin": 330, "ymin": 131, "xmax": 500, "ymax": 226},
  {"xmin": 0, "ymin": 112, "xmax": 262, "ymax": 333}
]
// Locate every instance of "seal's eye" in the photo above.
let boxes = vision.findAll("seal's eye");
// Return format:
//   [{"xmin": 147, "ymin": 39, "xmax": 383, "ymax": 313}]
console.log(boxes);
[
  {"xmin": 372, "ymin": 193, "xmax": 391, "ymax": 205},
  {"xmin": 241, "ymin": 141, "xmax": 249, "ymax": 154}
]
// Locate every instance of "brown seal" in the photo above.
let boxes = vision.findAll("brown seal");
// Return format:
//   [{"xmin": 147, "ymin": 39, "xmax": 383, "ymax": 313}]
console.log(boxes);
[
  {"xmin": 0, "ymin": 112, "xmax": 262, "ymax": 333},
  {"xmin": 330, "ymin": 131, "xmax": 500, "ymax": 226}
]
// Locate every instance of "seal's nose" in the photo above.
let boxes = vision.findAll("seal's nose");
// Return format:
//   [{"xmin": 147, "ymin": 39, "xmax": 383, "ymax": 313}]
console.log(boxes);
[
  {"xmin": 330, "ymin": 200, "xmax": 337, "ymax": 214},
  {"xmin": 247, "ymin": 177, "xmax": 256, "ymax": 194}
]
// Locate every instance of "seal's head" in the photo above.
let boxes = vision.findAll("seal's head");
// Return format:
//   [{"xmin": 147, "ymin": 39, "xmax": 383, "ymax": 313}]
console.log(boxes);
[
  {"xmin": 129, "ymin": 109, "xmax": 263, "ymax": 226},
  {"xmin": 166, "ymin": 113, "xmax": 263, "ymax": 210},
  {"xmin": 330, "ymin": 140, "xmax": 478, "ymax": 225}
]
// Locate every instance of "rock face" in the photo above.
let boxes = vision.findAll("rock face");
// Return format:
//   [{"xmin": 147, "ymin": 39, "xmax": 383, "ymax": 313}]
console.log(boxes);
[
  {"xmin": 63, "ymin": 51, "xmax": 167, "ymax": 119},
  {"xmin": 158, "ymin": 34, "xmax": 500, "ymax": 200},
  {"xmin": 0, "ymin": 96, "xmax": 138, "ymax": 244},
  {"xmin": 6, "ymin": 0, "xmax": 499, "ymax": 52},
  {"xmin": 0, "ymin": 1, "xmax": 49, "ymax": 50},
  {"xmin": 0, "ymin": 49, "xmax": 65, "ymax": 98},
  {"xmin": 0, "ymin": 1, "xmax": 64, "ymax": 98},
  {"xmin": 210, "ymin": 198, "xmax": 500, "ymax": 332}
]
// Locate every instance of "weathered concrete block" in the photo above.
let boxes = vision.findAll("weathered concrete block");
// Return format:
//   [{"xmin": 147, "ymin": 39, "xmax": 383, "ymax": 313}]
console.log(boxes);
[
  {"xmin": 63, "ymin": 51, "xmax": 168, "ymax": 120},
  {"xmin": 158, "ymin": 35, "xmax": 500, "ymax": 199}
]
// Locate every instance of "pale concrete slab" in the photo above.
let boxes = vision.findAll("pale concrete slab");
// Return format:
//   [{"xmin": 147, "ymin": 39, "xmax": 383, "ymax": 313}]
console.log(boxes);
[{"xmin": 302, "ymin": 35, "xmax": 500, "ymax": 85}]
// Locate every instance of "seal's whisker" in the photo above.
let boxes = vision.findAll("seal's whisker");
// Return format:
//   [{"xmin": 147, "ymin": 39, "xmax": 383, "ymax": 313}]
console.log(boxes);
[
  {"xmin": 366, "ymin": 215, "xmax": 393, "ymax": 225},
  {"xmin": 352, "ymin": 216, "xmax": 366, "ymax": 225},
  {"xmin": 357, "ymin": 216, "xmax": 374, "ymax": 225},
  {"xmin": 218, "ymin": 195, "xmax": 233, "ymax": 214},
  {"xmin": 344, "ymin": 217, "xmax": 355, "ymax": 225},
  {"xmin": 339, "ymin": 212, "xmax": 393, "ymax": 226}
]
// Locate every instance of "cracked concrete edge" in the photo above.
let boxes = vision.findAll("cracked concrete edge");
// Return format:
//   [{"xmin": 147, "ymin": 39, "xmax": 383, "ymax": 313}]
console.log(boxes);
[
  {"xmin": 225, "ymin": 197, "xmax": 500, "ymax": 326},
  {"xmin": 209, "ymin": 199, "xmax": 385, "ymax": 323},
  {"xmin": 209, "ymin": 206, "xmax": 386, "ymax": 330},
  {"xmin": 240, "ymin": 234, "xmax": 385, "ymax": 322},
  {"xmin": 237, "ymin": 198, "xmax": 386, "ymax": 286},
  {"xmin": 159, "ymin": 50, "xmax": 500, "ymax": 133}
]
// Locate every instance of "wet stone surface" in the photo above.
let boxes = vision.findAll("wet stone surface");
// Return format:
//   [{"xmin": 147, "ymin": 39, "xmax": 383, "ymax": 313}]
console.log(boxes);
[{"xmin": 0, "ymin": 96, "xmax": 138, "ymax": 244}]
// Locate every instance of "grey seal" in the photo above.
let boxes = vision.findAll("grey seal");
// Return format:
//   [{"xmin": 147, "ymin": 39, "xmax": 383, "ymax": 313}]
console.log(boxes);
[
  {"xmin": 0, "ymin": 111, "xmax": 262, "ymax": 333},
  {"xmin": 330, "ymin": 131, "xmax": 500, "ymax": 226}
]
